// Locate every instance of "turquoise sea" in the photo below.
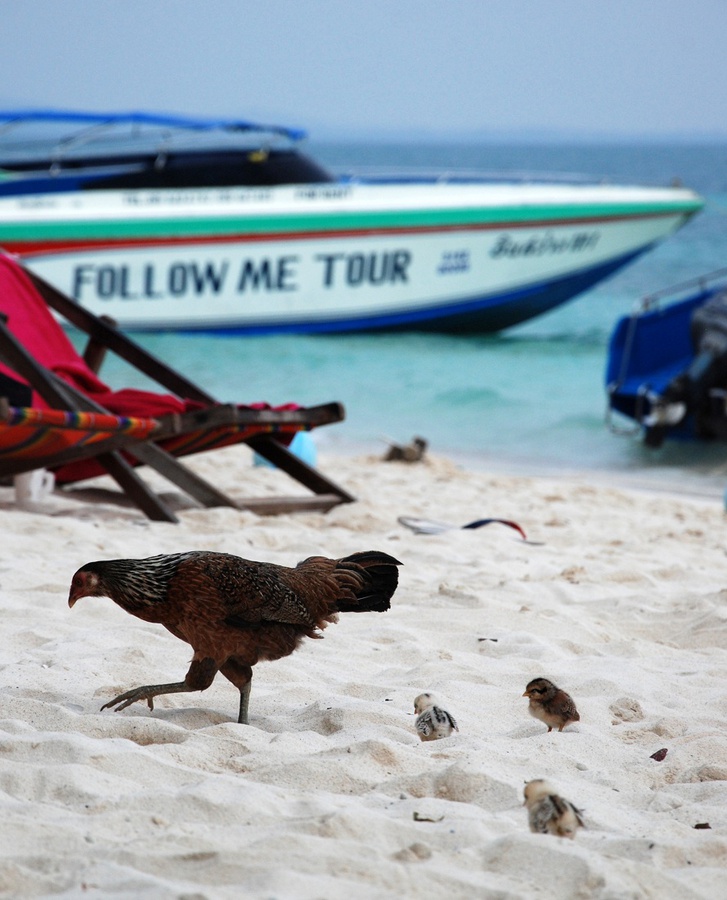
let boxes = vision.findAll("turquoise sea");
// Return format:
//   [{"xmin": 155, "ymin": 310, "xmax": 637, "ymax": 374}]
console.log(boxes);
[{"xmin": 92, "ymin": 142, "xmax": 727, "ymax": 493}]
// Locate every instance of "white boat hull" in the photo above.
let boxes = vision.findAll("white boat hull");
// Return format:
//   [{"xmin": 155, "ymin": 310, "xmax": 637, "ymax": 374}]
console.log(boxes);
[{"xmin": 0, "ymin": 181, "xmax": 702, "ymax": 333}]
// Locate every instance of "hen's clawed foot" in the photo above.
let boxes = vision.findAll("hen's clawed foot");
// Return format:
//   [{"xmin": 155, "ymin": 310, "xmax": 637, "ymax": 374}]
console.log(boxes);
[
  {"xmin": 101, "ymin": 686, "xmax": 159, "ymax": 712},
  {"xmin": 101, "ymin": 681, "xmax": 190, "ymax": 713}
]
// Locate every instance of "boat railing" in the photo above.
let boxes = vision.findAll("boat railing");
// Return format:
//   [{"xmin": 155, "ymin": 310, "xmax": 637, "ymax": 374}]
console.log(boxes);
[
  {"xmin": 605, "ymin": 304, "xmax": 651, "ymax": 436},
  {"xmin": 334, "ymin": 166, "xmax": 607, "ymax": 187},
  {"xmin": 636, "ymin": 267, "xmax": 727, "ymax": 313}
]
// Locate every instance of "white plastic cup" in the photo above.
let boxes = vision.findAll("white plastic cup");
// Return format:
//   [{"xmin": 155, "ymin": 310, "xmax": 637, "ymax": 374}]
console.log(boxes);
[{"xmin": 14, "ymin": 469, "xmax": 55, "ymax": 506}]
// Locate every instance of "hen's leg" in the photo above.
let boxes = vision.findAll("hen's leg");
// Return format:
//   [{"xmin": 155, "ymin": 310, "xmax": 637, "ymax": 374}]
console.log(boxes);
[
  {"xmin": 237, "ymin": 682, "xmax": 251, "ymax": 725},
  {"xmin": 101, "ymin": 657, "xmax": 218, "ymax": 713},
  {"xmin": 220, "ymin": 660, "xmax": 253, "ymax": 724}
]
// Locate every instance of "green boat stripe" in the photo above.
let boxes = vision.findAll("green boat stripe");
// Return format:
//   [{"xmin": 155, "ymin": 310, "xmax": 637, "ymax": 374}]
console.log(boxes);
[{"xmin": 0, "ymin": 200, "xmax": 702, "ymax": 242}]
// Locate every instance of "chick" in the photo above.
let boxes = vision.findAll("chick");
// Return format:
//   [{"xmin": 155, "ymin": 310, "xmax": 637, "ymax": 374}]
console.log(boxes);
[
  {"xmin": 413, "ymin": 692, "xmax": 458, "ymax": 741},
  {"xmin": 523, "ymin": 677, "xmax": 579, "ymax": 732},
  {"xmin": 524, "ymin": 779, "xmax": 584, "ymax": 839}
]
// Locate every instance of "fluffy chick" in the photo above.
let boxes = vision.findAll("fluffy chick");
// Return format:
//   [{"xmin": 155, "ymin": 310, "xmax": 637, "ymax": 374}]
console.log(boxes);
[
  {"xmin": 413, "ymin": 692, "xmax": 458, "ymax": 741},
  {"xmin": 524, "ymin": 779, "xmax": 584, "ymax": 839},
  {"xmin": 523, "ymin": 677, "xmax": 580, "ymax": 732}
]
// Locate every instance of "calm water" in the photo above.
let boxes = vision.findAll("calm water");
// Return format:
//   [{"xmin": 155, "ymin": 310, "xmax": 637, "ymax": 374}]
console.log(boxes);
[{"xmin": 90, "ymin": 142, "xmax": 727, "ymax": 493}]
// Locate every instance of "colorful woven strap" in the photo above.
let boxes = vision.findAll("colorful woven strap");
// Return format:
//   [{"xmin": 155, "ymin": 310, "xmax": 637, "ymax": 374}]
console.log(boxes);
[{"xmin": 0, "ymin": 404, "xmax": 160, "ymax": 438}]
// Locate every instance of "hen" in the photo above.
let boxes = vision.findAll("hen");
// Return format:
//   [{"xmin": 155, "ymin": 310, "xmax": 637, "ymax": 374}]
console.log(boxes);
[{"xmin": 68, "ymin": 549, "xmax": 401, "ymax": 725}]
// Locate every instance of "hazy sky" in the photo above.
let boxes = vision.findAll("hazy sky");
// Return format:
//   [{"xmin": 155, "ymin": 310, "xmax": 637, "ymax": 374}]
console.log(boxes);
[{"xmin": 2, "ymin": 1, "xmax": 726, "ymax": 141}]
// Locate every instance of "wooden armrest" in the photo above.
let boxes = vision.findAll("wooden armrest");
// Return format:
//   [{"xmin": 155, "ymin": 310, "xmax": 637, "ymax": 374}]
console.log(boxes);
[{"xmin": 82, "ymin": 314, "xmax": 118, "ymax": 373}]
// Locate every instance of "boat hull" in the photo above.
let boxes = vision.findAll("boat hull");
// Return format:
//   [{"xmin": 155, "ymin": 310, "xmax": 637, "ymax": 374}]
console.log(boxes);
[{"xmin": 0, "ymin": 182, "xmax": 702, "ymax": 333}]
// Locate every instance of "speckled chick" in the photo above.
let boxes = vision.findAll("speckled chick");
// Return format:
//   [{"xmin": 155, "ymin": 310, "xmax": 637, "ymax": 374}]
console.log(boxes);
[
  {"xmin": 414, "ymin": 692, "xmax": 458, "ymax": 741},
  {"xmin": 524, "ymin": 779, "xmax": 584, "ymax": 839},
  {"xmin": 523, "ymin": 677, "xmax": 580, "ymax": 732}
]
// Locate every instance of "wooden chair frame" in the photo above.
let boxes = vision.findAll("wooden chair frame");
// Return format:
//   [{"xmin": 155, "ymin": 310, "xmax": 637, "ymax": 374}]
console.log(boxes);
[{"xmin": 0, "ymin": 263, "xmax": 354, "ymax": 522}]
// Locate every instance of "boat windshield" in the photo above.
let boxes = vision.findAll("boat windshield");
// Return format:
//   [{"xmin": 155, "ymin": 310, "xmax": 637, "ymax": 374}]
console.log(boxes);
[{"xmin": 0, "ymin": 110, "xmax": 334, "ymax": 190}]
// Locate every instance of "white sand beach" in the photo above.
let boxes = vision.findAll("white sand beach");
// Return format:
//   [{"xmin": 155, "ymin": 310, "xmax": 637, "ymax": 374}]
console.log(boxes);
[{"xmin": 1, "ymin": 446, "xmax": 726, "ymax": 898}]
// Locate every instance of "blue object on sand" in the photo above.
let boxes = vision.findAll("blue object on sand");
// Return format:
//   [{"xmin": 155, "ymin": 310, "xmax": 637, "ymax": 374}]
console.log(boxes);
[{"xmin": 253, "ymin": 431, "xmax": 317, "ymax": 468}]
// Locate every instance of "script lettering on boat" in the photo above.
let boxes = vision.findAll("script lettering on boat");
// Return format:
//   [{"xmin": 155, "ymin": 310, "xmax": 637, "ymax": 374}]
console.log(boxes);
[
  {"xmin": 316, "ymin": 250, "xmax": 411, "ymax": 288},
  {"xmin": 489, "ymin": 231, "xmax": 600, "ymax": 259}
]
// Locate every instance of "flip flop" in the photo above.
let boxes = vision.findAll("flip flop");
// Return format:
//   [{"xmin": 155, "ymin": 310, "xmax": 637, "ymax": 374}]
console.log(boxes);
[{"xmin": 398, "ymin": 515, "xmax": 536, "ymax": 542}]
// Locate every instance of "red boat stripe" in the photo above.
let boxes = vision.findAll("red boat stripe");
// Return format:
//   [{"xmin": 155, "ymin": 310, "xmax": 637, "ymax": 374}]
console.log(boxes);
[{"xmin": 5, "ymin": 209, "xmax": 681, "ymax": 258}]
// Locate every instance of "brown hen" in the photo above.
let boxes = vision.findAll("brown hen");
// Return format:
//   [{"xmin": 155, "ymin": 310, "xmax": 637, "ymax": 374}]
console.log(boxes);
[{"xmin": 68, "ymin": 549, "xmax": 401, "ymax": 725}]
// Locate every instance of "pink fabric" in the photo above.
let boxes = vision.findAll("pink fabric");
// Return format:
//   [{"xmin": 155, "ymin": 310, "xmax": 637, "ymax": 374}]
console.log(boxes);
[
  {"xmin": 0, "ymin": 254, "xmax": 189, "ymax": 416},
  {"xmin": 0, "ymin": 253, "xmax": 303, "ymax": 484}
]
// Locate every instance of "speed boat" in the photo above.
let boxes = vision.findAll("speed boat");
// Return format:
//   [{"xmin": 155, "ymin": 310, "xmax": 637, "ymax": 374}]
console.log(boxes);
[
  {"xmin": 606, "ymin": 269, "xmax": 727, "ymax": 446},
  {"xmin": 0, "ymin": 109, "xmax": 704, "ymax": 334}
]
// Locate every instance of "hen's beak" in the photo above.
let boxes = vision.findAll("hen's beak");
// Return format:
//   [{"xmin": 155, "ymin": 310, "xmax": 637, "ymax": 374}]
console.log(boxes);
[{"xmin": 68, "ymin": 590, "xmax": 80, "ymax": 608}]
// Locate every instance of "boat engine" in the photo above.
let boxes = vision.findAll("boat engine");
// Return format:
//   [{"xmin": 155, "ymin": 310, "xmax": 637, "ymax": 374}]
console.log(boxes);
[{"xmin": 644, "ymin": 288, "xmax": 727, "ymax": 446}]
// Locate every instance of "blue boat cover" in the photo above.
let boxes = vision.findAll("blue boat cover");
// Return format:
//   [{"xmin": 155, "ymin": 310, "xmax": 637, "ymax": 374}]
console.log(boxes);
[
  {"xmin": 606, "ymin": 288, "xmax": 718, "ymax": 438},
  {"xmin": 0, "ymin": 109, "xmax": 305, "ymax": 141}
]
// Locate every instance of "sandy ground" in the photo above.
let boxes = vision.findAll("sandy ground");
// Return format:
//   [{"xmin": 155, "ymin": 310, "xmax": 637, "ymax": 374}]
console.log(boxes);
[{"xmin": 0, "ymin": 446, "xmax": 725, "ymax": 898}]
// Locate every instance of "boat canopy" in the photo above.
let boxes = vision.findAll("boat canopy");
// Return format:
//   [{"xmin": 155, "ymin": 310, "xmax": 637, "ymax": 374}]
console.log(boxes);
[
  {"xmin": 0, "ymin": 109, "xmax": 306, "ymax": 142},
  {"xmin": 0, "ymin": 109, "xmax": 332, "ymax": 191}
]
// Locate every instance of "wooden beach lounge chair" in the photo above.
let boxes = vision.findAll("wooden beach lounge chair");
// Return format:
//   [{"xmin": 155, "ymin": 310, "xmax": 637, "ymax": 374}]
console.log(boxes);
[
  {"xmin": 0, "ymin": 253, "xmax": 353, "ymax": 521},
  {"xmin": 0, "ymin": 398, "xmax": 162, "ymax": 489}
]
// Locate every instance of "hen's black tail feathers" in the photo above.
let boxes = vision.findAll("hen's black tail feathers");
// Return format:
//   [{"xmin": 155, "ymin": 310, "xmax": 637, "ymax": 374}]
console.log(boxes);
[{"xmin": 335, "ymin": 551, "xmax": 402, "ymax": 613}]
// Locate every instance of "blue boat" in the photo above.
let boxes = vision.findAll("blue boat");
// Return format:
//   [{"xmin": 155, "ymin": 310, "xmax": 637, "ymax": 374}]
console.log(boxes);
[{"xmin": 606, "ymin": 269, "xmax": 727, "ymax": 446}]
